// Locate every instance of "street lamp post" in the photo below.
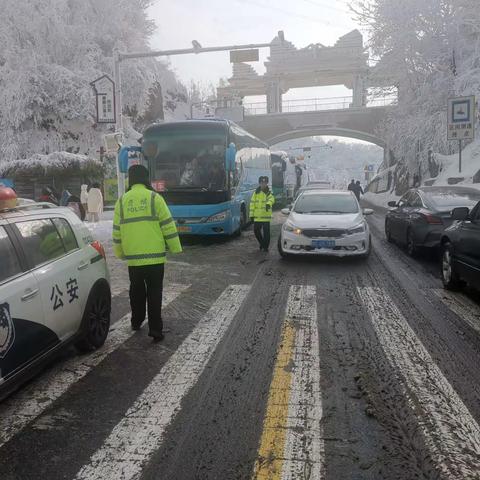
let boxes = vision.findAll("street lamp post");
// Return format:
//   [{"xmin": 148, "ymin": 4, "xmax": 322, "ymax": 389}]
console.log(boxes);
[
  {"xmin": 112, "ymin": 33, "xmax": 285, "ymax": 196},
  {"xmin": 113, "ymin": 49, "xmax": 125, "ymax": 197}
]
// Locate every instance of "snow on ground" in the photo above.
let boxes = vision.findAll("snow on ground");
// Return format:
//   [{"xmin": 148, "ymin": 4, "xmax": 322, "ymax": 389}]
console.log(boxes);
[
  {"xmin": 85, "ymin": 212, "xmax": 130, "ymax": 296},
  {"xmin": 427, "ymin": 139, "xmax": 480, "ymax": 190},
  {"xmin": 362, "ymin": 191, "xmax": 400, "ymax": 211}
]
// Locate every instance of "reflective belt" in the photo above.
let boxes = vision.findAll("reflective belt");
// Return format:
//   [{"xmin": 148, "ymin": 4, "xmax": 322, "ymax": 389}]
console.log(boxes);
[
  {"xmin": 159, "ymin": 217, "xmax": 174, "ymax": 227},
  {"xmin": 150, "ymin": 191, "xmax": 156, "ymax": 217},
  {"xmin": 123, "ymin": 252, "xmax": 166, "ymax": 260},
  {"xmin": 121, "ymin": 216, "xmax": 158, "ymax": 224},
  {"xmin": 163, "ymin": 232, "xmax": 179, "ymax": 240}
]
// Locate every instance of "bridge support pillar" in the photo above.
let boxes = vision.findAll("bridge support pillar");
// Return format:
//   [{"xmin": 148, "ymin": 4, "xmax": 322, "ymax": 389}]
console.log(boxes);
[
  {"xmin": 266, "ymin": 80, "xmax": 283, "ymax": 113},
  {"xmin": 352, "ymin": 75, "xmax": 367, "ymax": 108}
]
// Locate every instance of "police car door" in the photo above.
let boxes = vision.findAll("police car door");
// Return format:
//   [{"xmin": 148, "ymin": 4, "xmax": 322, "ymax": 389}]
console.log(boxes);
[
  {"xmin": 13, "ymin": 218, "xmax": 83, "ymax": 341},
  {"xmin": 0, "ymin": 225, "xmax": 50, "ymax": 383}
]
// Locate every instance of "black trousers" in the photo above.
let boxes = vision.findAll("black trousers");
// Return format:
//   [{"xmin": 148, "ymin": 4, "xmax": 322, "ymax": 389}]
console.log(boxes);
[
  {"xmin": 254, "ymin": 222, "xmax": 271, "ymax": 250},
  {"xmin": 128, "ymin": 263, "xmax": 165, "ymax": 336}
]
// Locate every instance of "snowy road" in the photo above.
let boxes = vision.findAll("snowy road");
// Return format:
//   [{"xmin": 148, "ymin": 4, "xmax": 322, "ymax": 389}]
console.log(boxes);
[{"xmin": 1, "ymin": 208, "xmax": 479, "ymax": 480}]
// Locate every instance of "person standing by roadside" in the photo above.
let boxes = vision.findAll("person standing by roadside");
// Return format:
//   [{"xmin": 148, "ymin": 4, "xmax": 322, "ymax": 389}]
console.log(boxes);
[
  {"xmin": 87, "ymin": 183, "xmax": 103, "ymax": 222},
  {"xmin": 352, "ymin": 180, "xmax": 364, "ymax": 201},
  {"xmin": 80, "ymin": 184, "xmax": 88, "ymax": 219},
  {"xmin": 112, "ymin": 165, "xmax": 182, "ymax": 342},
  {"xmin": 250, "ymin": 176, "xmax": 275, "ymax": 252},
  {"xmin": 347, "ymin": 179, "xmax": 355, "ymax": 192}
]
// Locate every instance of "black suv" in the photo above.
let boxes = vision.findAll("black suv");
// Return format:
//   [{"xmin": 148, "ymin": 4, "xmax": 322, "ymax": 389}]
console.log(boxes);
[{"xmin": 440, "ymin": 201, "xmax": 480, "ymax": 290}]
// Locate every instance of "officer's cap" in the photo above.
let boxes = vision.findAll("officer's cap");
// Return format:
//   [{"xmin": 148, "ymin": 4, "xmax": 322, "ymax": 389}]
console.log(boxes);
[
  {"xmin": 258, "ymin": 176, "xmax": 269, "ymax": 183},
  {"xmin": 128, "ymin": 165, "xmax": 150, "ymax": 186}
]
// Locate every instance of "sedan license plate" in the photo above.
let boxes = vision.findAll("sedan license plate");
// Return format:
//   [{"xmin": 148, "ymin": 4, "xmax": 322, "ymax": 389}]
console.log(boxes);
[
  {"xmin": 312, "ymin": 240, "xmax": 335, "ymax": 249},
  {"xmin": 177, "ymin": 226, "xmax": 192, "ymax": 233}
]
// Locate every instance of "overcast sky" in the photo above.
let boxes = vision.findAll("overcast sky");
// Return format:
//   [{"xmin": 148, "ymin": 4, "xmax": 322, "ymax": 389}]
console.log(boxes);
[{"xmin": 148, "ymin": 0, "xmax": 362, "ymax": 102}]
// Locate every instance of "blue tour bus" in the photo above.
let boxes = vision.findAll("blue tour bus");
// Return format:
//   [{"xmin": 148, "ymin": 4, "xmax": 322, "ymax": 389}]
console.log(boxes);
[{"xmin": 141, "ymin": 120, "xmax": 271, "ymax": 235}]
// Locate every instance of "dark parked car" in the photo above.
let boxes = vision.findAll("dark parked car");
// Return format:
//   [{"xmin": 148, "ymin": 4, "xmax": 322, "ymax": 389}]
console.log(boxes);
[
  {"xmin": 385, "ymin": 186, "xmax": 480, "ymax": 256},
  {"xmin": 440, "ymin": 201, "xmax": 480, "ymax": 290}
]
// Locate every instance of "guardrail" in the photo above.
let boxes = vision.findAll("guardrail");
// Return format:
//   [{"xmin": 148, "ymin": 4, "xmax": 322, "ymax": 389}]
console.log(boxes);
[{"xmin": 243, "ymin": 96, "xmax": 397, "ymax": 116}]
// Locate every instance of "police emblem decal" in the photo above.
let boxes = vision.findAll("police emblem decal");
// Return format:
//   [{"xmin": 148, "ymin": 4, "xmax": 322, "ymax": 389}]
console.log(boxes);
[{"xmin": 0, "ymin": 302, "xmax": 15, "ymax": 359}]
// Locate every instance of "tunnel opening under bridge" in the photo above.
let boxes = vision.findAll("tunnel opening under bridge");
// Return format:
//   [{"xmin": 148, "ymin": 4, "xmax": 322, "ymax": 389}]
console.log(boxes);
[{"xmin": 269, "ymin": 130, "xmax": 386, "ymax": 189}]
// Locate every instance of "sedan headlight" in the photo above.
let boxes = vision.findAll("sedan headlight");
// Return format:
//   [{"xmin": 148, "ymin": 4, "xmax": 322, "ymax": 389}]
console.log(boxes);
[
  {"xmin": 206, "ymin": 210, "xmax": 230, "ymax": 223},
  {"xmin": 348, "ymin": 222, "xmax": 366, "ymax": 235},
  {"xmin": 283, "ymin": 221, "xmax": 302, "ymax": 235}
]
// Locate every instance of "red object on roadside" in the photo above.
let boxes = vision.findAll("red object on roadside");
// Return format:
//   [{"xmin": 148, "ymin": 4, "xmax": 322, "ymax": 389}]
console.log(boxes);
[
  {"xmin": 91, "ymin": 240, "xmax": 106, "ymax": 259},
  {"xmin": 0, "ymin": 187, "xmax": 17, "ymax": 210}
]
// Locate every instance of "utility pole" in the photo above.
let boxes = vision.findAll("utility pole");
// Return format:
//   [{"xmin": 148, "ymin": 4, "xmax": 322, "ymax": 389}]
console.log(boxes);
[
  {"xmin": 113, "ymin": 48, "xmax": 125, "ymax": 197},
  {"xmin": 112, "ymin": 33, "xmax": 285, "ymax": 196}
]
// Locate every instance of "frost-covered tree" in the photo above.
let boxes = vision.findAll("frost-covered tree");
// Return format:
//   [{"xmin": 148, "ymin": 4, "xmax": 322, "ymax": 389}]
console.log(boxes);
[
  {"xmin": 0, "ymin": 0, "xmax": 188, "ymax": 163},
  {"xmin": 352, "ymin": 0, "xmax": 480, "ymax": 177}
]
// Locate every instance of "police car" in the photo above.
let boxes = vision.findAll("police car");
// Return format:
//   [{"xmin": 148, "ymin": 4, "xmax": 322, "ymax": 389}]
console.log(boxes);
[{"xmin": 0, "ymin": 188, "xmax": 111, "ymax": 398}]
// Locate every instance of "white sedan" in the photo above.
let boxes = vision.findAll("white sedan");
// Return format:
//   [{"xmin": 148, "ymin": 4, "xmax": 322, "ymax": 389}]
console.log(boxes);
[{"xmin": 278, "ymin": 190, "xmax": 373, "ymax": 258}]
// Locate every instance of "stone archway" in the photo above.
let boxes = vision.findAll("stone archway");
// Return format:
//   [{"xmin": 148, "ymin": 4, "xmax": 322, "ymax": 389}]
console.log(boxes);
[{"xmin": 268, "ymin": 127, "xmax": 385, "ymax": 149}]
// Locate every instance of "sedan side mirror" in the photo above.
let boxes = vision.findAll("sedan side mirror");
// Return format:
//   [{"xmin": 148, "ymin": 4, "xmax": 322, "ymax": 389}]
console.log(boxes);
[
  {"xmin": 451, "ymin": 207, "xmax": 470, "ymax": 221},
  {"xmin": 388, "ymin": 201, "xmax": 398, "ymax": 207},
  {"xmin": 281, "ymin": 208, "xmax": 290, "ymax": 215},
  {"xmin": 363, "ymin": 208, "xmax": 374, "ymax": 215}
]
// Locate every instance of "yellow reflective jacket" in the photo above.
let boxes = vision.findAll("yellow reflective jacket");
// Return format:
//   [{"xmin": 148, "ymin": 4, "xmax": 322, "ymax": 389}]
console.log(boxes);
[
  {"xmin": 112, "ymin": 184, "xmax": 182, "ymax": 266},
  {"xmin": 249, "ymin": 188, "xmax": 275, "ymax": 222}
]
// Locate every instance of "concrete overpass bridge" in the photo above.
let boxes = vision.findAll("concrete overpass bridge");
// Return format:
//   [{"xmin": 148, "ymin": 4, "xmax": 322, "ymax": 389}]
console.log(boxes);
[
  {"xmin": 208, "ymin": 96, "xmax": 396, "ymax": 164},
  {"xmin": 207, "ymin": 29, "xmax": 398, "ymax": 163},
  {"xmin": 238, "ymin": 101, "xmax": 394, "ymax": 148}
]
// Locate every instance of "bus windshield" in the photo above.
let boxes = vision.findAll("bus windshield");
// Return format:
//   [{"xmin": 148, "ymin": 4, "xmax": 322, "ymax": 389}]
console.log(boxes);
[{"xmin": 144, "ymin": 124, "xmax": 227, "ymax": 191}]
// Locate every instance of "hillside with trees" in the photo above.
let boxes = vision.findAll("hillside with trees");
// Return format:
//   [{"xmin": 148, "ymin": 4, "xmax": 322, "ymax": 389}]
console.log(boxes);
[
  {"xmin": 353, "ymin": 0, "xmax": 480, "ymax": 191},
  {"xmin": 0, "ymin": 0, "xmax": 189, "ymax": 165}
]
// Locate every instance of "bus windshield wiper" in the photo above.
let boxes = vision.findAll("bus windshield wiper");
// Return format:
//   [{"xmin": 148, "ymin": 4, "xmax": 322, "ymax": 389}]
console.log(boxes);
[{"xmin": 168, "ymin": 186, "xmax": 209, "ymax": 192}]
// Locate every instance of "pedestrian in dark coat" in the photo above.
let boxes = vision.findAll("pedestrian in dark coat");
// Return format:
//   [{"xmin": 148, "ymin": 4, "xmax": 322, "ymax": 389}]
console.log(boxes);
[{"xmin": 352, "ymin": 181, "xmax": 364, "ymax": 201}]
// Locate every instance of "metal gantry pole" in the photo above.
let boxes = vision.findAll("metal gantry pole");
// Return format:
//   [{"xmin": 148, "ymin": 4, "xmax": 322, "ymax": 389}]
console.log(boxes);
[
  {"xmin": 113, "ymin": 49, "xmax": 125, "ymax": 197},
  {"xmin": 459, "ymin": 139, "xmax": 462, "ymax": 173}
]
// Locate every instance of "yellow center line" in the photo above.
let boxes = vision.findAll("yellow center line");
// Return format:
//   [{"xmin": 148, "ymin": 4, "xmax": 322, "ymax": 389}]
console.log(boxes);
[{"xmin": 252, "ymin": 320, "xmax": 296, "ymax": 480}]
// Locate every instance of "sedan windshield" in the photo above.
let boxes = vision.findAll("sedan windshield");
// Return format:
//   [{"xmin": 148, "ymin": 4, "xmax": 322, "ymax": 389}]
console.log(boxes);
[
  {"xmin": 294, "ymin": 193, "xmax": 359, "ymax": 214},
  {"xmin": 423, "ymin": 188, "xmax": 480, "ymax": 210}
]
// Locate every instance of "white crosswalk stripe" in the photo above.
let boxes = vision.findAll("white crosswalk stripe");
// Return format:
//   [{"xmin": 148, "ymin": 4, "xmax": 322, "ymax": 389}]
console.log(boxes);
[
  {"xmin": 2, "ymin": 280, "xmax": 480, "ymax": 480},
  {"xmin": 0, "ymin": 284, "xmax": 190, "ymax": 448},
  {"xmin": 432, "ymin": 289, "xmax": 480, "ymax": 335},
  {"xmin": 282, "ymin": 285, "xmax": 323, "ymax": 480},
  {"xmin": 74, "ymin": 284, "xmax": 251, "ymax": 480},
  {"xmin": 358, "ymin": 286, "xmax": 480, "ymax": 479}
]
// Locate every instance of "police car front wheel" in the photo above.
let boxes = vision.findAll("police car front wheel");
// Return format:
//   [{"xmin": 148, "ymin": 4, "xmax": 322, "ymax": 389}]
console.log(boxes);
[{"xmin": 76, "ymin": 284, "xmax": 111, "ymax": 352}]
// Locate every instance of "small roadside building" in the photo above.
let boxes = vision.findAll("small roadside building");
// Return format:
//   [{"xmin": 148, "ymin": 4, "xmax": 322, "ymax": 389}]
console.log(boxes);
[{"xmin": 0, "ymin": 152, "xmax": 105, "ymax": 200}]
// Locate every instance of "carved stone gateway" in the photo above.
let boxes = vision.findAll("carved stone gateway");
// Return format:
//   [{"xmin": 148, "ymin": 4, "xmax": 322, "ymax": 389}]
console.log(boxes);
[{"xmin": 217, "ymin": 30, "xmax": 371, "ymax": 113}]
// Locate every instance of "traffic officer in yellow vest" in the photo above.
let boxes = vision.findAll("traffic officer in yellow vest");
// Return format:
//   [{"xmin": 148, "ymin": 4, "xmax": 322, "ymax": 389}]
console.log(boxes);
[
  {"xmin": 249, "ymin": 176, "xmax": 275, "ymax": 251},
  {"xmin": 112, "ymin": 165, "xmax": 182, "ymax": 342}
]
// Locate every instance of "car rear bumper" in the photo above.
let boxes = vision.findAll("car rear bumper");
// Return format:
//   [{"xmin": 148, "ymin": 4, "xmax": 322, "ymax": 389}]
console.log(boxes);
[
  {"xmin": 416, "ymin": 226, "xmax": 445, "ymax": 248},
  {"xmin": 280, "ymin": 230, "xmax": 370, "ymax": 256}
]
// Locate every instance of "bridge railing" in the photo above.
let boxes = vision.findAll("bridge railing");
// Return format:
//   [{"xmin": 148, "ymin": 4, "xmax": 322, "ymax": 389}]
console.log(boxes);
[{"xmin": 243, "ymin": 95, "xmax": 397, "ymax": 116}]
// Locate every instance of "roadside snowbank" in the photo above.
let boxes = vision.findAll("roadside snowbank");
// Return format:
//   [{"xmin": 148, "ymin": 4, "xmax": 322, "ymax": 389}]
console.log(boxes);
[
  {"xmin": 363, "ymin": 191, "xmax": 400, "ymax": 211},
  {"xmin": 429, "ymin": 139, "xmax": 480, "ymax": 188},
  {"xmin": 0, "ymin": 151, "xmax": 101, "ymax": 176}
]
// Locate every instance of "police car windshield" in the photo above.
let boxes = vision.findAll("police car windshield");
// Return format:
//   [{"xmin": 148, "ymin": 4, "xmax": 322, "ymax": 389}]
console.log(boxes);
[
  {"xmin": 144, "ymin": 124, "xmax": 227, "ymax": 192},
  {"xmin": 294, "ymin": 193, "xmax": 359, "ymax": 214}
]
